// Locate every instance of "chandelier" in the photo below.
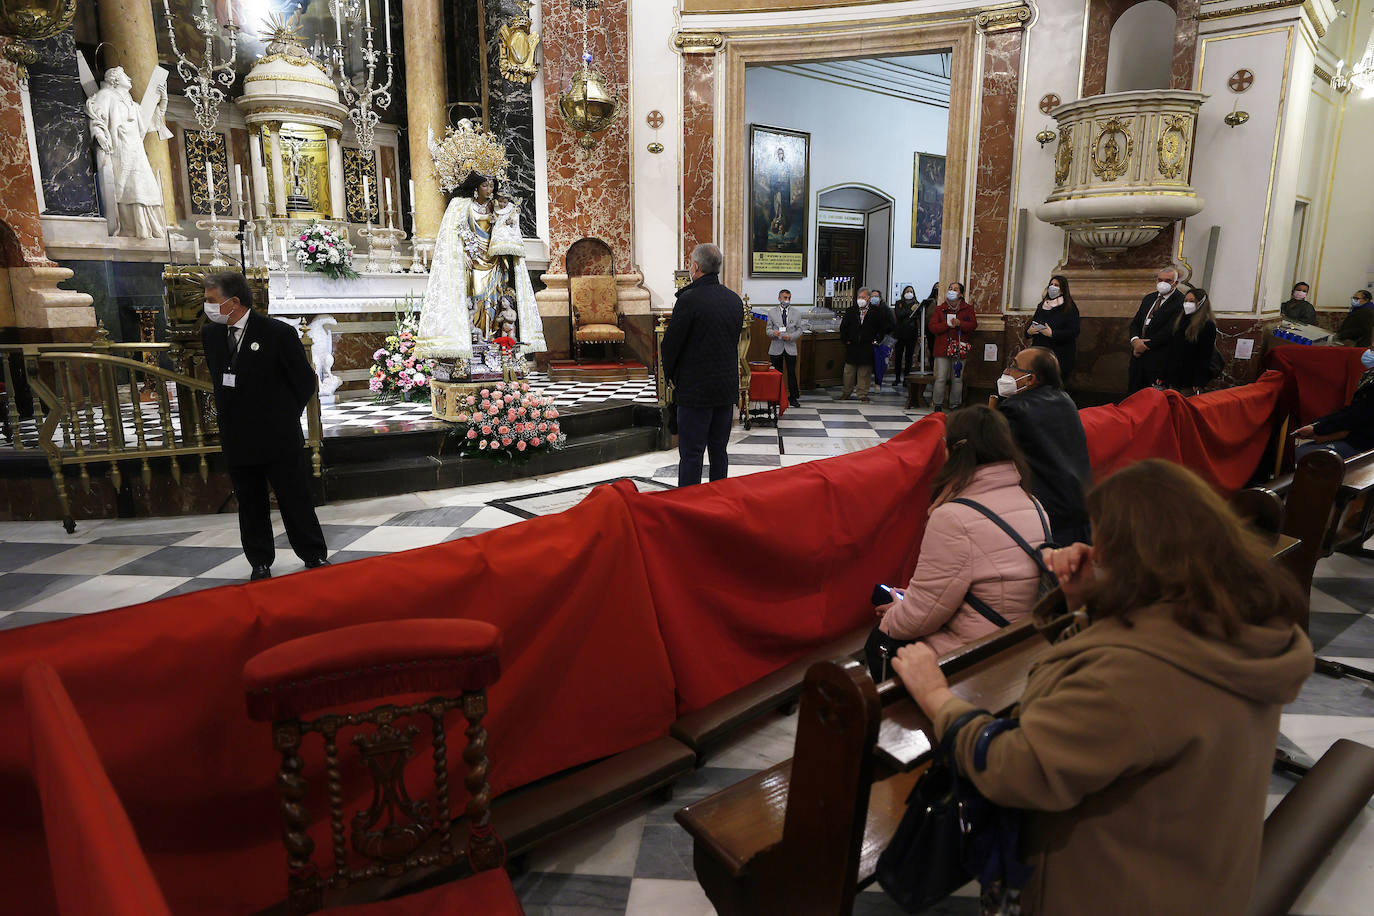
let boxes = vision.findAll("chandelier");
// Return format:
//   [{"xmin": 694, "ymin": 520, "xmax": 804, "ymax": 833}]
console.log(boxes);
[
  {"xmin": 0, "ymin": 0, "xmax": 77, "ymax": 81},
  {"xmin": 556, "ymin": 0, "xmax": 620, "ymax": 151}
]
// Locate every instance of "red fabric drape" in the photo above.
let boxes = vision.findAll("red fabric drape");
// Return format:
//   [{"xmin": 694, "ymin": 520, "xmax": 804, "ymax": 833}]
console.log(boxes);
[
  {"xmin": 0, "ymin": 373, "xmax": 1298, "ymax": 914},
  {"xmin": 1262, "ymin": 345, "xmax": 1367, "ymax": 426},
  {"xmin": 0, "ymin": 487, "xmax": 676, "ymax": 915},
  {"xmin": 615, "ymin": 417, "xmax": 946, "ymax": 712}
]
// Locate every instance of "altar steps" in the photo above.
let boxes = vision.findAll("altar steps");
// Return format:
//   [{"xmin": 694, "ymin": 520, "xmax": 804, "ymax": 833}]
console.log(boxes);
[{"xmin": 546, "ymin": 360, "xmax": 652, "ymax": 383}]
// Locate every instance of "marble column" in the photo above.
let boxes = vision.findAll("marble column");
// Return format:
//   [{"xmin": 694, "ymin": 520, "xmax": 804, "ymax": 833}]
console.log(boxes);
[
  {"xmin": 248, "ymin": 128, "xmax": 267, "ymax": 219},
  {"xmin": 267, "ymin": 123, "xmax": 287, "ymax": 217},
  {"xmin": 28, "ymin": 31, "xmax": 99, "ymax": 217},
  {"xmin": 681, "ymin": 48, "xmax": 717, "ymax": 266},
  {"xmin": 95, "ymin": 0, "xmax": 177, "ymax": 224},
  {"xmin": 326, "ymin": 130, "xmax": 345, "ymax": 223},
  {"xmin": 484, "ymin": 0, "xmax": 538, "ymax": 234},
  {"xmin": 402, "ymin": 0, "xmax": 448, "ymax": 241},
  {"xmin": 0, "ymin": 44, "xmax": 50, "ymax": 265},
  {"xmin": 967, "ymin": 9, "xmax": 1029, "ymax": 314}
]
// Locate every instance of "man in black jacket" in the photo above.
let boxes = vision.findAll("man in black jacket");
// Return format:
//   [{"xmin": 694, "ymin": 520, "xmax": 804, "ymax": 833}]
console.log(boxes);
[
  {"xmin": 1126, "ymin": 266, "xmax": 1186, "ymax": 395},
  {"xmin": 202, "ymin": 272, "xmax": 328, "ymax": 580},
  {"xmin": 996, "ymin": 347, "xmax": 1093, "ymax": 545},
  {"xmin": 661, "ymin": 243, "xmax": 742, "ymax": 487},
  {"xmin": 839, "ymin": 289, "xmax": 894, "ymax": 402}
]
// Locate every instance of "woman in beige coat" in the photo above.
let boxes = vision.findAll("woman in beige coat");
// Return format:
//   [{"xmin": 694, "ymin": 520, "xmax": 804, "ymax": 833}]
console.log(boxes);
[{"xmin": 894, "ymin": 459, "xmax": 1313, "ymax": 915}]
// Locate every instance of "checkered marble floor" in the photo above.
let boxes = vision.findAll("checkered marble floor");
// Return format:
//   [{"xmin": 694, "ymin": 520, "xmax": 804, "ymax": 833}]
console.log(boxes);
[
  {"xmin": 0, "ymin": 372, "xmax": 658, "ymax": 449},
  {"xmin": 2, "ymin": 381, "xmax": 1369, "ymax": 914}
]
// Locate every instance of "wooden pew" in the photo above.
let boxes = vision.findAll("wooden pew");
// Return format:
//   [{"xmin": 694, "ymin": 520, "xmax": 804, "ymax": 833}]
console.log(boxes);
[
  {"xmin": 1267, "ymin": 447, "xmax": 1374, "ymax": 558},
  {"xmin": 677, "ymin": 536, "xmax": 1326, "ymax": 916}
]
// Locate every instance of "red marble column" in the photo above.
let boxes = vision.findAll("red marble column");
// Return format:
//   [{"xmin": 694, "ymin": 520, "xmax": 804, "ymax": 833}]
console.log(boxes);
[
  {"xmin": 0, "ymin": 45, "xmax": 50, "ymax": 266},
  {"xmin": 967, "ymin": 28, "xmax": 1023, "ymax": 314},
  {"xmin": 540, "ymin": 0, "xmax": 634, "ymax": 272},
  {"xmin": 681, "ymin": 53, "xmax": 715, "ymax": 265}
]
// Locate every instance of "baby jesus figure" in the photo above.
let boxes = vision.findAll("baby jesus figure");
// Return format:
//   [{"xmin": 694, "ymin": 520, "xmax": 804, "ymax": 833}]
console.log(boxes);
[{"xmin": 488, "ymin": 193, "xmax": 524, "ymax": 258}]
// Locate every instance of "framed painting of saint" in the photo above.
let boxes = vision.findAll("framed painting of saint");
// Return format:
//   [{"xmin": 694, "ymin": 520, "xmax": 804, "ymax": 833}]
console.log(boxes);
[
  {"xmin": 911, "ymin": 152, "xmax": 945, "ymax": 249},
  {"xmin": 749, "ymin": 124, "xmax": 810, "ymax": 277}
]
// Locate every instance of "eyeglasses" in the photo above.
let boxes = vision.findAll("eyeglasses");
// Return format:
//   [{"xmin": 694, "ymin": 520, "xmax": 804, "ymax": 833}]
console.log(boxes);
[{"xmin": 1004, "ymin": 360, "xmax": 1033, "ymax": 376}]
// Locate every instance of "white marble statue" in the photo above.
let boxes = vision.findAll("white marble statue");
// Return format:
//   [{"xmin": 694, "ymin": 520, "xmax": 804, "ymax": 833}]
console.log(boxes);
[
  {"xmin": 308, "ymin": 316, "xmax": 342, "ymax": 403},
  {"xmin": 86, "ymin": 66, "xmax": 172, "ymax": 239}
]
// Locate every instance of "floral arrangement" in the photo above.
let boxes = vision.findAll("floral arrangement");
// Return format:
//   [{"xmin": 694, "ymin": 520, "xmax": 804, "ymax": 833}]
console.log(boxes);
[
  {"xmin": 295, "ymin": 221, "xmax": 358, "ymax": 280},
  {"xmin": 451, "ymin": 381, "xmax": 566, "ymax": 460},
  {"xmin": 369, "ymin": 301, "xmax": 433, "ymax": 401}
]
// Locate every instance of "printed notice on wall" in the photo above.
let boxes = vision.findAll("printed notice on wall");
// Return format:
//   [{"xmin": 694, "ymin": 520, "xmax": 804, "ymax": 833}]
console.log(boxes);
[
  {"xmin": 984, "ymin": 343, "xmax": 998, "ymax": 362},
  {"xmin": 752, "ymin": 252, "xmax": 804, "ymax": 275},
  {"xmin": 1234, "ymin": 338, "xmax": 1254, "ymax": 360}
]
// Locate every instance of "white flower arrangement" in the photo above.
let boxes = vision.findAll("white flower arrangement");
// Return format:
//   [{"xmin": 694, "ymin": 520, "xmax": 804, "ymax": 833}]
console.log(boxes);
[{"xmin": 295, "ymin": 222, "xmax": 357, "ymax": 280}]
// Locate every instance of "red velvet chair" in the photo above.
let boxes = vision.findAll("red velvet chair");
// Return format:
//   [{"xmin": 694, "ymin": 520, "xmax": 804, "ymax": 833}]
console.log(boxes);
[
  {"xmin": 22, "ymin": 662, "xmax": 175, "ymax": 916},
  {"xmin": 242, "ymin": 619, "xmax": 524, "ymax": 915}
]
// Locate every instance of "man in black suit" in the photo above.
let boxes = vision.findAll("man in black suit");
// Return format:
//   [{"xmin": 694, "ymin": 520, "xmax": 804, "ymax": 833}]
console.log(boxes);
[
  {"xmin": 661, "ymin": 243, "xmax": 742, "ymax": 487},
  {"xmin": 1127, "ymin": 266, "xmax": 1186, "ymax": 394},
  {"xmin": 202, "ymin": 272, "xmax": 328, "ymax": 580}
]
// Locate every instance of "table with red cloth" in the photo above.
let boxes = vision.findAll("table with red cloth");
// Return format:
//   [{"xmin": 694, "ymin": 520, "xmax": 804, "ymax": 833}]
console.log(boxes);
[
  {"xmin": 0, "ymin": 371, "xmax": 1289, "ymax": 916},
  {"xmin": 743, "ymin": 362, "xmax": 788, "ymax": 426}
]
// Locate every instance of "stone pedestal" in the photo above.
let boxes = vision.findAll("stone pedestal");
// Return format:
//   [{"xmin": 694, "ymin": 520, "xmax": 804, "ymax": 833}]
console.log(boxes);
[
  {"xmin": 536, "ymin": 272, "xmax": 654, "ymax": 365},
  {"xmin": 9, "ymin": 266, "xmax": 95, "ymax": 330}
]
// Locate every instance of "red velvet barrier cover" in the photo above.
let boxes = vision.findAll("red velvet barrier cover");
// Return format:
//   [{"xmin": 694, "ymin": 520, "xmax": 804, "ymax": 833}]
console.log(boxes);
[
  {"xmin": 615, "ymin": 417, "xmax": 947, "ymax": 712},
  {"xmin": 1262, "ymin": 345, "xmax": 1368, "ymax": 426},
  {"xmin": 0, "ymin": 487, "xmax": 676, "ymax": 915},
  {"xmin": 0, "ymin": 373, "xmax": 1290, "ymax": 914}
]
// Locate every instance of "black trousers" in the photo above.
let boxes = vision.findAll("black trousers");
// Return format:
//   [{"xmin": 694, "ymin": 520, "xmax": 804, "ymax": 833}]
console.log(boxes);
[
  {"xmin": 677, "ymin": 404, "xmax": 733, "ymax": 487},
  {"xmin": 1127, "ymin": 355, "xmax": 1166, "ymax": 394},
  {"xmin": 229, "ymin": 451, "xmax": 328, "ymax": 568},
  {"xmin": 769, "ymin": 351, "xmax": 800, "ymax": 402},
  {"xmin": 892, "ymin": 337, "xmax": 916, "ymax": 381}
]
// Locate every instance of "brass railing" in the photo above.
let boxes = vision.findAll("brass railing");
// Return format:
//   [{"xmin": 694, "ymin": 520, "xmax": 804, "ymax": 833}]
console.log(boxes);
[{"xmin": 1, "ymin": 327, "xmax": 323, "ymax": 533}]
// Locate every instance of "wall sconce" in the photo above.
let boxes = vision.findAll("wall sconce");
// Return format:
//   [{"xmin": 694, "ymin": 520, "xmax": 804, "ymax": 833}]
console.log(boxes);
[
  {"xmin": 1035, "ymin": 129, "xmax": 1056, "ymax": 147},
  {"xmin": 1224, "ymin": 110, "xmax": 1249, "ymax": 128}
]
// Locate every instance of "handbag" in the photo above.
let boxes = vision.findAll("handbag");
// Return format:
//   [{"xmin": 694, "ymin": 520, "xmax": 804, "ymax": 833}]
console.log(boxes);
[
  {"xmin": 876, "ymin": 711, "xmax": 1033, "ymax": 913},
  {"xmin": 948, "ymin": 498, "xmax": 1059, "ymax": 627}
]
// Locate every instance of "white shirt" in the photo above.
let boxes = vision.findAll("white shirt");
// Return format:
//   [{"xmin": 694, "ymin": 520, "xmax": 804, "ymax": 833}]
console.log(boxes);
[{"xmin": 228, "ymin": 310, "xmax": 250, "ymax": 357}]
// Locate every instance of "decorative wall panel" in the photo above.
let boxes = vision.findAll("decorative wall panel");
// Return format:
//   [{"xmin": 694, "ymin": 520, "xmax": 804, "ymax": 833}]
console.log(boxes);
[
  {"xmin": 540, "ymin": 0, "xmax": 633, "ymax": 271},
  {"xmin": 682, "ymin": 52, "xmax": 715, "ymax": 267},
  {"xmin": 28, "ymin": 30, "xmax": 99, "ymax": 217},
  {"xmin": 184, "ymin": 130, "xmax": 231, "ymax": 217},
  {"xmin": 486, "ymin": 0, "xmax": 537, "ymax": 235},
  {"xmin": 343, "ymin": 148, "xmax": 381, "ymax": 223}
]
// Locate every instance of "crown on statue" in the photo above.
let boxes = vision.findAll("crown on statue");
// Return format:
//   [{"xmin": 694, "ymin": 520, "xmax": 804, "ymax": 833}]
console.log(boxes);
[{"xmin": 429, "ymin": 119, "xmax": 509, "ymax": 192}]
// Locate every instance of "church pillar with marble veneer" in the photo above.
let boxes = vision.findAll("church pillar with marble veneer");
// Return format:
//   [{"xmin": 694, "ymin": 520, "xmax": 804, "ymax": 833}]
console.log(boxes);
[
  {"xmin": 402, "ymin": 0, "xmax": 448, "ymax": 243},
  {"xmin": 326, "ymin": 128, "xmax": 346, "ymax": 222}
]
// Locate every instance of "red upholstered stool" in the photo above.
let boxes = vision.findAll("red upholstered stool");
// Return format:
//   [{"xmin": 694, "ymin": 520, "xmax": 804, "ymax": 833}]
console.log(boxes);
[
  {"xmin": 243, "ymin": 619, "xmax": 523, "ymax": 915},
  {"xmin": 22, "ymin": 663, "xmax": 175, "ymax": 916}
]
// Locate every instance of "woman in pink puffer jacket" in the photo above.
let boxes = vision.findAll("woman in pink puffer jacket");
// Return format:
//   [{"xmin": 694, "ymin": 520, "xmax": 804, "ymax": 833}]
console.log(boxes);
[{"xmin": 867, "ymin": 406, "xmax": 1051, "ymax": 679}]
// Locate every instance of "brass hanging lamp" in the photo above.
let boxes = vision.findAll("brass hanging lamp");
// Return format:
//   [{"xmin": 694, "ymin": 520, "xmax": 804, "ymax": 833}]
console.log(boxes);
[
  {"xmin": 0, "ymin": 0, "xmax": 76, "ymax": 81},
  {"xmin": 555, "ymin": 0, "xmax": 620, "ymax": 151}
]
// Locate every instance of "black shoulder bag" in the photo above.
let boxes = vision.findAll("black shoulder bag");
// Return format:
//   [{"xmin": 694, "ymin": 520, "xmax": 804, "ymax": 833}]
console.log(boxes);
[
  {"xmin": 876, "ymin": 712, "xmax": 1034, "ymax": 913},
  {"xmin": 947, "ymin": 498, "xmax": 1058, "ymax": 628}
]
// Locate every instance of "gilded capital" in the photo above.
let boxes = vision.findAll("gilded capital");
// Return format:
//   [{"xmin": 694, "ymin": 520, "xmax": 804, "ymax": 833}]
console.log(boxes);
[
  {"xmin": 976, "ymin": 4, "xmax": 1031, "ymax": 33},
  {"xmin": 673, "ymin": 30, "xmax": 724, "ymax": 55}
]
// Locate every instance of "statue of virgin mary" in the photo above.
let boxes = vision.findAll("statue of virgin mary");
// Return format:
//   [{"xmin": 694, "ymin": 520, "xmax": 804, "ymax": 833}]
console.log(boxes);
[{"xmin": 416, "ymin": 121, "xmax": 545, "ymax": 376}]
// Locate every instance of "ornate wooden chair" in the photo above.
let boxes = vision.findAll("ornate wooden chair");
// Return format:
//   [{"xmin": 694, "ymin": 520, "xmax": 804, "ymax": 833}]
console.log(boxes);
[
  {"xmin": 570, "ymin": 274, "xmax": 625, "ymax": 364},
  {"xmin": 22, "ymin": 662, "xmax": 175, "ymax": 916},
  {"xmin": 242, "ymin": 618, "xmax": 524, "ymax": 915}
]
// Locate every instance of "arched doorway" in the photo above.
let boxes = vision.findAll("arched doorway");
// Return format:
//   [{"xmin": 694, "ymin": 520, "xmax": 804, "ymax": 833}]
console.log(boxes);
[{"xmin": 815, "ymin": 184, "xmax": 895, "ymax": 298}]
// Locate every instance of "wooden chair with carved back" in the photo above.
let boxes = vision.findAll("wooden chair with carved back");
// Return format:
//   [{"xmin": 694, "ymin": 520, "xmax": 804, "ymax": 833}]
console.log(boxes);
[{"xmin": 242, "ymin": 619, "xmax": 524, "ymax": 915}]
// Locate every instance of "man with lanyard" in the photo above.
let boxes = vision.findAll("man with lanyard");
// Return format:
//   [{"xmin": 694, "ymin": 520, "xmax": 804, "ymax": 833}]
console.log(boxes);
[
  {"xmin": 766, "ymin": 288, "xmax": 805, "ymax": 405},
  {"xmin": 1126, "ymin": 266, "xmax": 1186, "ymax": 395}
]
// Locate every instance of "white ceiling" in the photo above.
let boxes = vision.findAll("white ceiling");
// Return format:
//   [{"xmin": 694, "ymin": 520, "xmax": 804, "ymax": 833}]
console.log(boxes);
[{"xmin": 760, "ymin": 52, "xmax": 952, "ymax": 108}]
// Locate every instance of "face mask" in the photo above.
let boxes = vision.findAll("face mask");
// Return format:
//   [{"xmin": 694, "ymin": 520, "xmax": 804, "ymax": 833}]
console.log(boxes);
[
  {"xmin": 1156, "ymin": 281, "xmax": 1174, "ymax": 296},
  {"xmin": 947, "ymin": 290, "xmax": 959, "ymax": 301},
  {"xmin": 1293, "ymin": 291, "xmax": 1307, "ymax": 300},
  {"xmin": 1363, "ymin": 350, "xmax": 1374, "ymax": 369},
  {"xmin": 996, "ymin": 374, "xmax": 1020, "ymax": 398},
  {"xmin": 1355, "ymin": 298, "xmax": 1364, "ymax": 309},
  {"xmin": 1046, "ymin": 285, "xmax": 1060, "ymax": 299},
  {"xmin": 1183, "ymin": 302, "xmax": 1197, "ymax": 315},
  {"xmin": 903, "ymin": 292, "xmax": 914, "ymax": 301},
  {"xmin": 856, "ymin": 298, "xmax": 868, "ymax": 307},
  {"xmin": 870, "ymin": 296, "xmax": 881, "ymax": 304},
  {"xmin": 203, "ymin": 300, "xmax": 230, "ymax": 325}
]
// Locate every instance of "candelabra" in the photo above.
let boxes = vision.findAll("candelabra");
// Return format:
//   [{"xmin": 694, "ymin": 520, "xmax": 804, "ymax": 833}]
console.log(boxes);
[
  {"xmin": 161, "ymin": 0, "xmax": 239, "ymax": 138},
  {"xmin": 328, "ymin": 0, "xmax": 394, "ymax": 179},
  {"xmin": 357, "ymin": 225, "xmax": 405, "ymax": 273}
]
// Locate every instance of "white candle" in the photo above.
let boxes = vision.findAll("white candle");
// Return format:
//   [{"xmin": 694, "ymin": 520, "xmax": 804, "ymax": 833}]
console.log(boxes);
[
  {"xmin": 261, "ymin": 235, "xmax": 270, "ymax": 267},
  {"xmin": 364, "ymin": 0, "xmax": 371, "ymax": 29},
  {"xmin": 226, "ymin": 0, "xmax": 234, "ymax": 28},
  {"xmin": 234, "ymin": 164, "xmax": 243, "ymax": 216},
  {"xmin": 280, "ymin": 235, "xmax": 289, "ymax": 264},
  {"xmin": 363, "ymin": 175, "xmax": 371, "ymax": 222},
  {"xmin": 194, "ymin": 239, "xmax": 201, "ymax": 263},
  {"xmin": 408, "ymin": 178, "xmax": 415, "ymax": 211},
  {"xmin": 205, "ymin": 159, "xmax": 215, "ymax": 215},
  {"xmin": 384, "ymin": 178, "xmax": 393, "ymax": 227},
  {"xmin": 335, "ymin": 7, "xmax": 342, "ymax": 44},
  {"xmin": 383, "ymin": 0, "xmax": 391, "ymax": 52}
]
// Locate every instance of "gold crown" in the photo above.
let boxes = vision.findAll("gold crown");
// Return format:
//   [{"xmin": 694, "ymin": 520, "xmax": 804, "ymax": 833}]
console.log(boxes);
[{"xmin": 428, "ymin": 119, "xmax": 509, "ymax": 192}]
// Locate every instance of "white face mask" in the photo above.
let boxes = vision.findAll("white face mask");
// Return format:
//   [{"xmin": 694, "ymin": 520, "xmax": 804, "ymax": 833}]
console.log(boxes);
[
  {"xmin": 947, "ymin": 290, "xmax": 959, "ymax": 301},
  {"xmin": 203, "ymin": 299, "xmax": 230, "ymax": 325},
  {"xmin": 996, "ymin": 374, "xmax": 1020, "ymax": 398},
  {"xmin": 870, "ymin": 296, "xmax": 881, "ymax": 304},
  {"xmin": 856, "ymin": 298, "xmax": 868, "ymax": 307},
  {"xmin": 1156, "ymin": 281, "xmax": 1174, "ymax": 296},
  {"xmin": 1183, "ymin": 302, "xmax": 1198, "ymax": 315},
  {"xmin": 903, "ymin": 292, "xmax": 915, "ymax": 301},
  {"xmin": 1293, "ymin": 291, "xmax": 1307, "ymax": 300},
  {"xmin": 1046, "ymin": 285, "xmax": 1060, "ymax": 299}
]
